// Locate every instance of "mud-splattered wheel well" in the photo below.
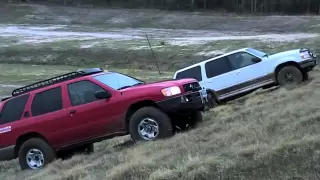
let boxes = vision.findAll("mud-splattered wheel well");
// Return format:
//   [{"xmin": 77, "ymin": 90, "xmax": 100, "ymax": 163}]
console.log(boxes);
[
  {"xmin": 125, "ymin": 100, "xmax": 159, "ymax": 130},
  {"xmin": 274, "ymin": 61, "xmax": 305, "ymax": 83},
  {"xmin": 14, "ymin": 132, "xmax": 49, "ymax": 157}
]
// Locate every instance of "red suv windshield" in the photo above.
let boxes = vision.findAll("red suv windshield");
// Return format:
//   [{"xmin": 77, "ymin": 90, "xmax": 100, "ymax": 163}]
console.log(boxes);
[{"xmin": 93, "ymin": 72, "xmax": 144, "ymax": 90}]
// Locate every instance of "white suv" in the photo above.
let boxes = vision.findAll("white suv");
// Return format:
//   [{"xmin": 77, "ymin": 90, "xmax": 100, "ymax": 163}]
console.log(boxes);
[{"xmin": 173, "ymin": 47, "xmax": 317, "ymax": 102}]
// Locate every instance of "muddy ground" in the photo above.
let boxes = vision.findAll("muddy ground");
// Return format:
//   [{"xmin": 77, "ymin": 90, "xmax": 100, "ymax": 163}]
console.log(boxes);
[{"xmin": 0, "ymin": 4, "xmax": 319, "ymax": 70}]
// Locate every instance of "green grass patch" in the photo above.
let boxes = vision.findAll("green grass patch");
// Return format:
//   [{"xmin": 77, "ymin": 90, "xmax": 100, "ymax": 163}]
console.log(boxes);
[{"xmin": 1, "ymin": 38, "xmax": 319, "ymax": 71}]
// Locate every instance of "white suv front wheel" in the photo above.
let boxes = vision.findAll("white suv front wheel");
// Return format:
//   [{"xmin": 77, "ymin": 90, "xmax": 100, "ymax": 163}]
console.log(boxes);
[{"xmin": 277, "ymin": 65, "xmax": 303, "ymax": 89}]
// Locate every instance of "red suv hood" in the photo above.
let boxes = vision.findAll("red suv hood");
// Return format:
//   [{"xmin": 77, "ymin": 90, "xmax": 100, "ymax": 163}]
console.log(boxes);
[
  {"xmin": 144, "ymin": 78, "xmax": 196, "ymax": 86},
  {"xmin": 120, "ymin": 78, "xmax": 198, "ymax": 92},
  {"xmin": 117, "ymin": 78, "xmax": 200, "ymax": 103}
]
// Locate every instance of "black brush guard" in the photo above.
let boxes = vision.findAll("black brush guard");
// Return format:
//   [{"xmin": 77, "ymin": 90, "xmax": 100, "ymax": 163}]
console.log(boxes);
[{"xmin": 199, "ymin": 88, "xmax": 218, "ymax": 111}]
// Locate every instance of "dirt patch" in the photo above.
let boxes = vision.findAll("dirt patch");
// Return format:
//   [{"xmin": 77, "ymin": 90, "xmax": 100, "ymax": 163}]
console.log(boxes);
[
  {"xmin": 168, "ymin": 33, "xmax": 319, "ymax": 46},
  {"xmin": 0, "ymin": 25, "xmax": 141, "ymax": 44},
  {"xmin": 0, "ymin": 84, "xmax": 22, "ymax": 88},
  {"xmin": 0, "ymin": 25, "xmax": 318, "ymax": 48}
]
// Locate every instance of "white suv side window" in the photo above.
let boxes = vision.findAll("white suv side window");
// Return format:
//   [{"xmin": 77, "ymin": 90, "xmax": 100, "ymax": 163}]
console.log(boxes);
[
  {"xmin": 205, "ymin": 57, "xmax": 232, "ymax": 78},
  {"xmin": 175, "ymin": 65, "xmax": 202, "ymax": 82},
  {"xmin": 227, "ymin": 52, "xmax": 258, "ymax": 70}
]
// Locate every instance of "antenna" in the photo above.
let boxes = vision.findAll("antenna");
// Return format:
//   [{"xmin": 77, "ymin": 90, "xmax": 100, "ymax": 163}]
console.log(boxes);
[{"xmin": 145, "ymin": 34, "xmax": 161, "ymax": 75}]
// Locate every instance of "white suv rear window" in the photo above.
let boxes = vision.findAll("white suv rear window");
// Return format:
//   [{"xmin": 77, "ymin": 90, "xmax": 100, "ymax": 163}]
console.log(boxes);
[{"xmin": 175, "ymin": 66, "xmax": 202, "ymax": 82}]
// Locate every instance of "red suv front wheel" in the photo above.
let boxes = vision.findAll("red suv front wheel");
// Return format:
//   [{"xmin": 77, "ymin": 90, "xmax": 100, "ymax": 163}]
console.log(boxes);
[{"xmin": 128, "ymin": 106, "xmax": 173, "ymax": 141}]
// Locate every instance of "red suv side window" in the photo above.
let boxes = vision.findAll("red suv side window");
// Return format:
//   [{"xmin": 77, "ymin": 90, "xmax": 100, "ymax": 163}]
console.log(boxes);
[
  {"xmin": 0, "ymin": 94, "xmax": 29, "ymax": 125},
  {"xmin": 31, "ymin": 87, "xmax": 63, "ymax": 117},
  {"xmin": 67, "ymin": 80, "xmax": 107, "ymax": 106}
]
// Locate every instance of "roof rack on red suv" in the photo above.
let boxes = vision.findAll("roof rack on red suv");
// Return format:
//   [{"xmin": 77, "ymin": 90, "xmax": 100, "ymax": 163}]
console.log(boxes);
[
  {"xmin": 1, "ymin": 97, "xmax": 11, "ymax": 102},
  {"xmin": 11, "ymin": 68, "xmax": 104, "ymax": 97}
]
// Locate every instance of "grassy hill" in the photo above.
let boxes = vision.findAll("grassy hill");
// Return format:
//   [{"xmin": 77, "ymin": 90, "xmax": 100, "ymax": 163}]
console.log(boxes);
[
  {"xmin": 0, "ymin": 3, "xmax": 319, "ymax": 180},
  {"xmin": 0, "ymin": 64, "xmax": 319, "ymax": 180}
]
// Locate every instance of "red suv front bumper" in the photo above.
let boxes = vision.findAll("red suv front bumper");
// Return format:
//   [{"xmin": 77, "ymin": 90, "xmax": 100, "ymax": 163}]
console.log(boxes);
[{"xmin": 156, "ymin": 89, "xmax": 215, "ymax": 116}]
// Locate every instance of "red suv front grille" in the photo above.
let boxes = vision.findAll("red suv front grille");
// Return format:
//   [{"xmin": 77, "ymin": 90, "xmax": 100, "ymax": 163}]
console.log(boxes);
[{"xmin": 182, "ymin": 82, "xmax": 201, "ymax": 93}]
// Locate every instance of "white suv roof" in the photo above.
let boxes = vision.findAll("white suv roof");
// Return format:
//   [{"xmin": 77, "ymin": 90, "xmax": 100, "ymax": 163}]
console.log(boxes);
[{"xmin": 174, "ymin": 48, "xmax": 249, "ymax": 76}]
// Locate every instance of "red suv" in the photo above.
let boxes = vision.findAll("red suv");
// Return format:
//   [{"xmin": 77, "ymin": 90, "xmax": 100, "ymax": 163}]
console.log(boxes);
[{"xmin": 0, "ymin": 68, "xmax": 215, "ymax": 170}]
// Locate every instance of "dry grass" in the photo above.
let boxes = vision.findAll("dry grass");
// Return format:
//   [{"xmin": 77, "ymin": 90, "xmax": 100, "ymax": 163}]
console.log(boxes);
[{"xmin": 0, "ymin": 67, "xmax": 319, "ymax": 180}]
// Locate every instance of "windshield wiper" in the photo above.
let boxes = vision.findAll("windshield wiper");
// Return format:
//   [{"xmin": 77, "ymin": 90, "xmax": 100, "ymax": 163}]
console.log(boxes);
[
  {"xmin": 117, "ymin": 85, "xmax": 132, "ymax": 90},
  {"xmin": 133, "ymin": 82, "xmax": 145, "ymax": 86},
  {"xmin": 117, "ymin": 82, "xmax": 145, "ymax": 90}
]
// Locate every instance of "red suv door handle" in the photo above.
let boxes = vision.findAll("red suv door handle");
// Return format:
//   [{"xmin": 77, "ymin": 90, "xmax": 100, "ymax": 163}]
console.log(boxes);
[{"xmin": 69, "ymin": 110, "xmax": 76, "ymax": 114}]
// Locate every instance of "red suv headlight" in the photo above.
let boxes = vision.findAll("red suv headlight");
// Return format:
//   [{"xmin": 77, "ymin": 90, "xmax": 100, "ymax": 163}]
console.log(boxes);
[{"xmin": 161, "ymin": 86, "xmax": 181, "ymax": 97}]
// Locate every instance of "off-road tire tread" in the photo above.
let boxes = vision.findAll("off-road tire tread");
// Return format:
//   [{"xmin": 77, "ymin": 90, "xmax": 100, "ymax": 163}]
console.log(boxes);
[
  {"xmin": 129, "ymin": 106, "xmax": 173, "ymax": 141},
  {"xmin": 18, "ymin": 138, "xmax": 56, "ymax": 170},
  {"xmin": 277, "ymin": 65, "xmax": 303, "ymax": 87},
  {"xmin": 188, "ymin": 111, "xmax": 204, "ymax": 128}
]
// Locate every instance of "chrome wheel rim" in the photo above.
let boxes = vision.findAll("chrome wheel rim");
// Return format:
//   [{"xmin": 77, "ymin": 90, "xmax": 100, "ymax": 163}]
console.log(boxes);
[
  {"xmin": 26, "ymin": 149, "xmax": 45, "ymax": 169},
  {"xmin": 285, "ymin": 73, "xmax": 295, "ymax": 83},
  {"xmin": 138, "ymin": 118, "xmax": 159, "ymax": 141}
]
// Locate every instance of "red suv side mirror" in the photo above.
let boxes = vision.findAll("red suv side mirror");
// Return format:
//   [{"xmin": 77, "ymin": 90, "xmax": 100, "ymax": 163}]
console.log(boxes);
[{"xmin": 94, "ymin": 90, "xmax": 112, "ymax": 99}]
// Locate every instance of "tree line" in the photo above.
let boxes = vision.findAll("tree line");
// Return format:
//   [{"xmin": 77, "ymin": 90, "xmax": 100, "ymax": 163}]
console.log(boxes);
[{"xmin": 18, "ymin": 0, "xmax": 320, "ymax": 14}]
